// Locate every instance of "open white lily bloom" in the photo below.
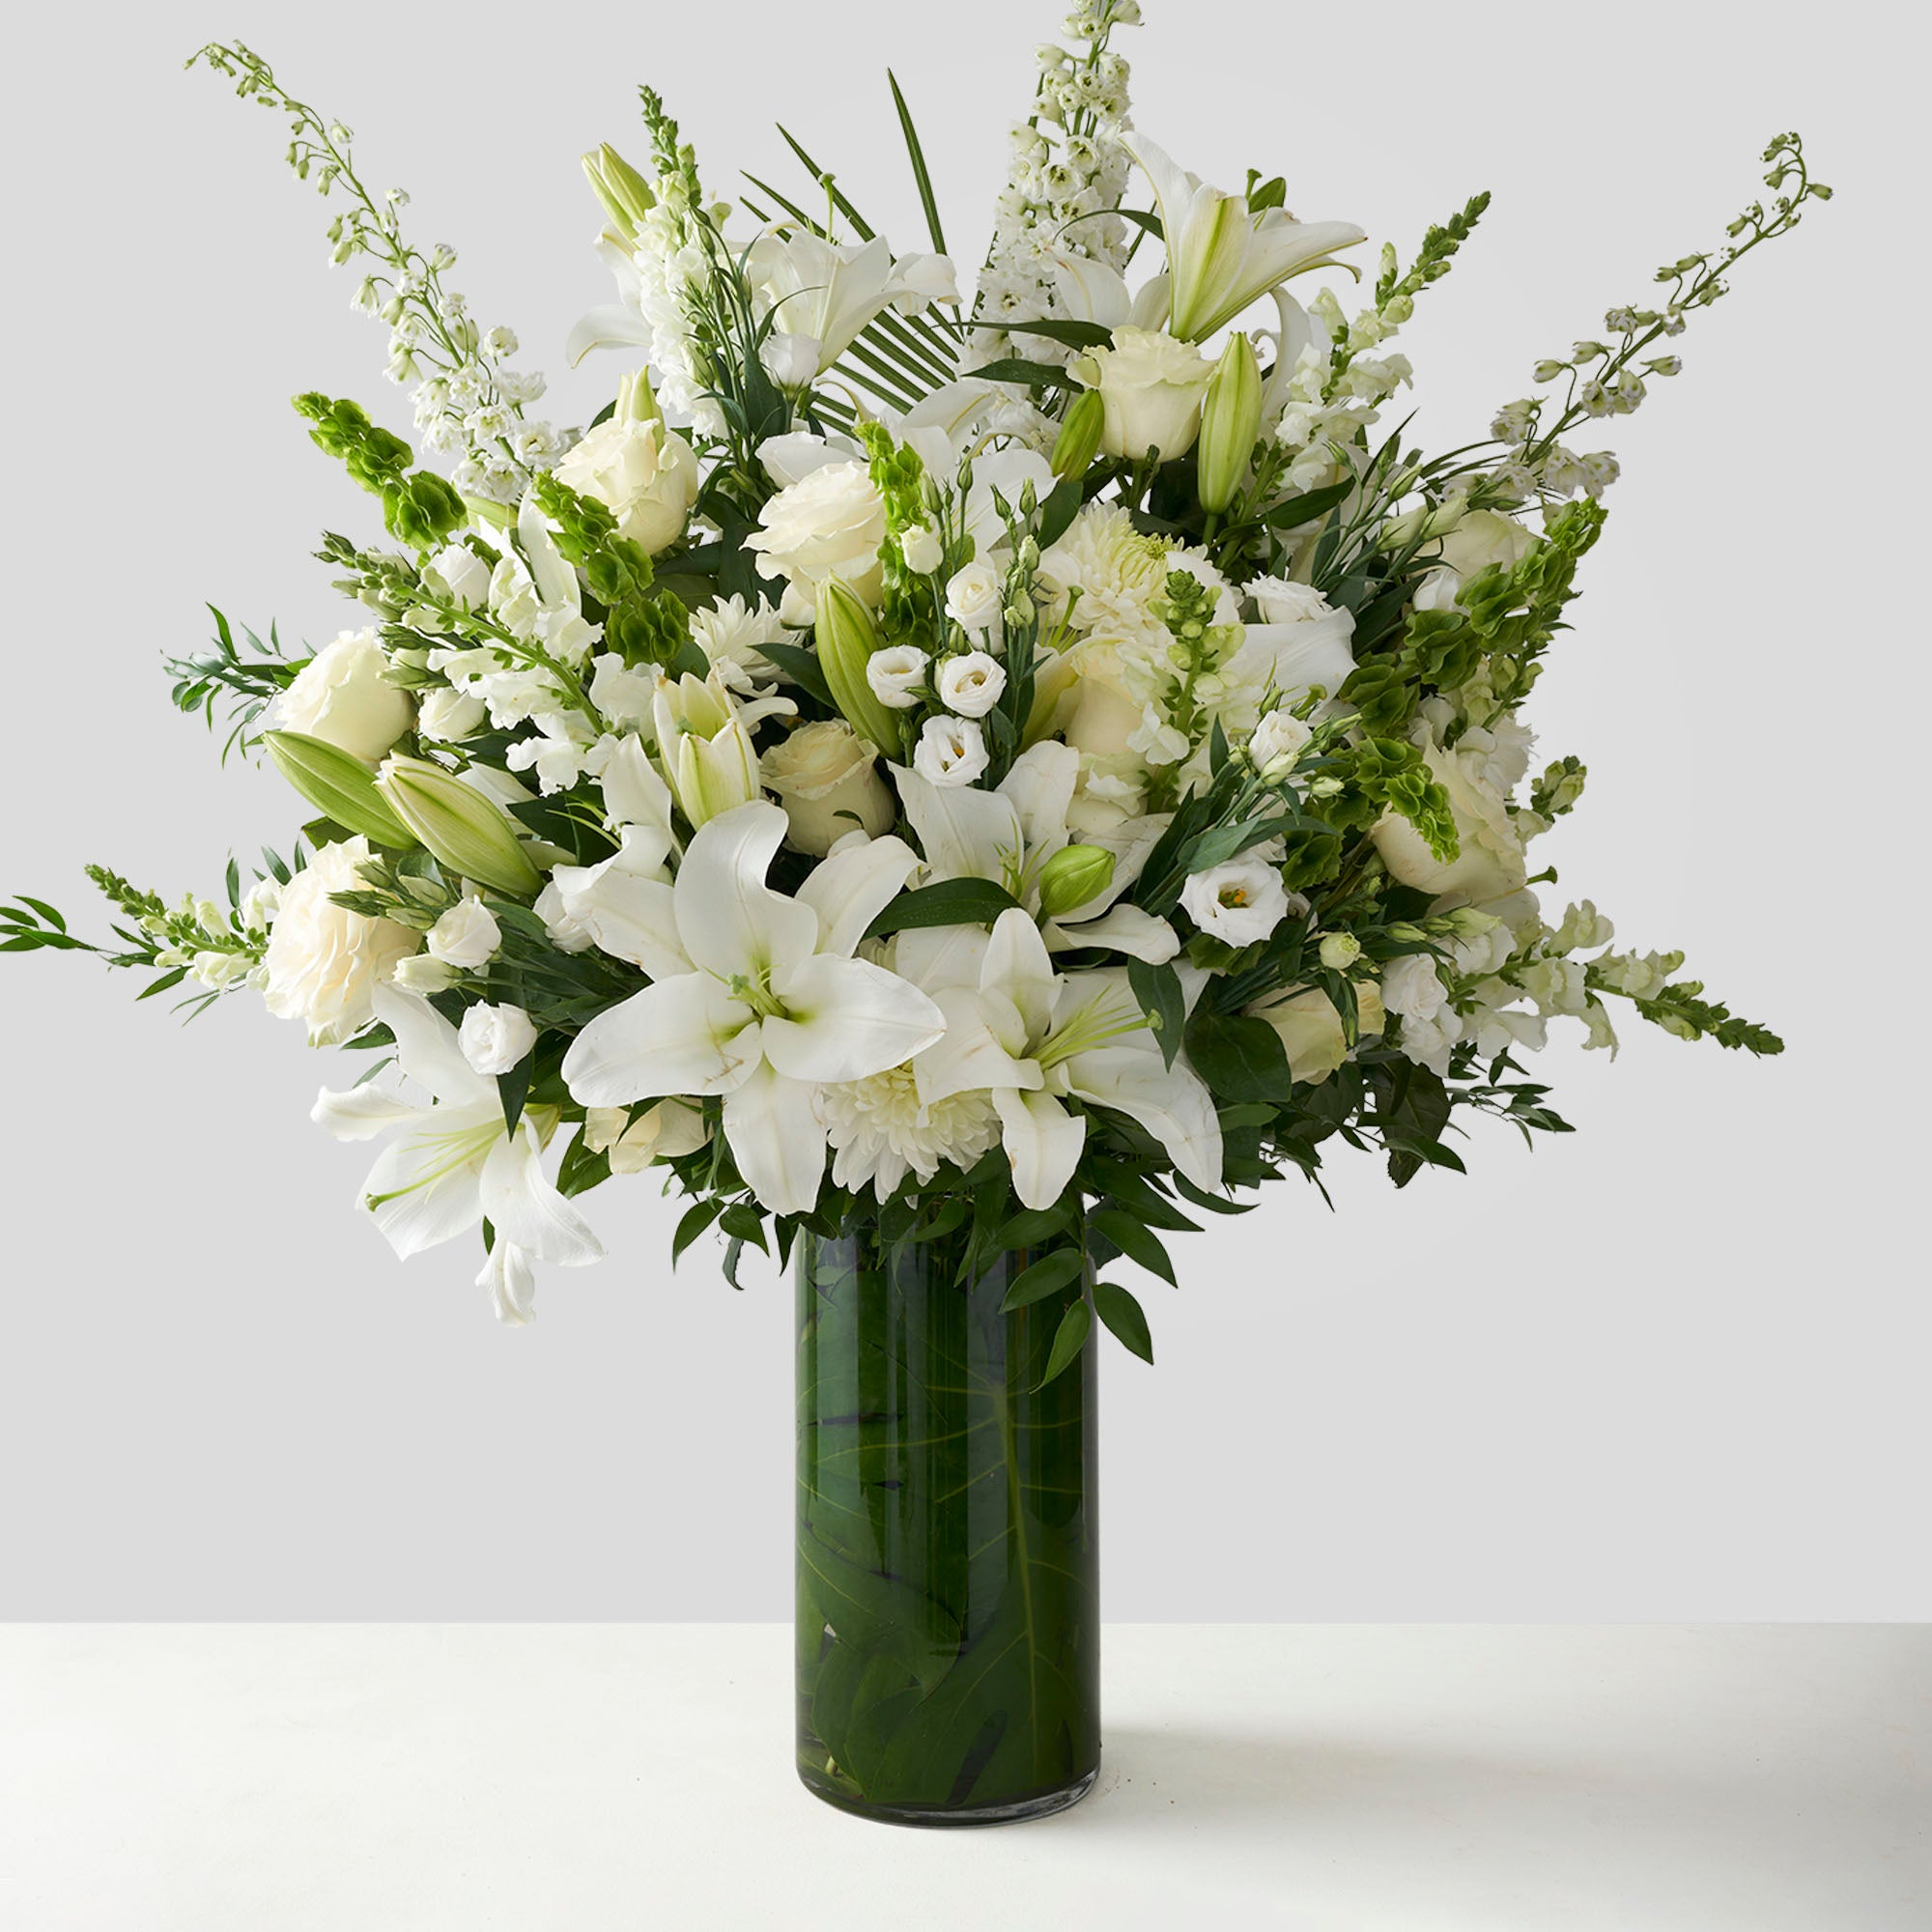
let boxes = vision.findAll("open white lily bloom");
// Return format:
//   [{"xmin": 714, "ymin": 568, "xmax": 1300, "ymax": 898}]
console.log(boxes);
[
  {"xmin": 312, "ymin": 985, "xmax": 604, "ymax": 1323},
  {"xmin": 902, "ymin": 907, "xmax": 1222, "ymax": 1209},
  {"xmin": 561, "ymin": 801, "xmax": 945, "ymax": 1213},
  {"xmin": 748, "ymin": 232, "xmax": 956, "ymax": 376},
  {"xmin": 1125, "ymin": 134, "xmax": 1366, "ymax": 343},
  {"xmin": 895, "ymin": 742, "xmax": 1179, "ymax": 963},
  {"xmin": 564, "ymin": 230, "xmax": 658, "ymax": 368}
]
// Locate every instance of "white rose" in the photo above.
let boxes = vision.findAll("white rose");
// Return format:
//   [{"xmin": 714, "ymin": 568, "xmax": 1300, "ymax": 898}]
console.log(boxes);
[
  {"xmin": 260, "ymin": 837, "xmax": 419, "ymax": 1046},
  {"xmin": 553, "ymin": 416, "xmax": 701, "ymax": 555},
  {"xmin": 900, "ymin": 522, "xmax": 944, "ymax": 575},
  {"xmin": 913, "ymin": 715, "xmax": 989, "ymax": 788},
  {"xmin": 1436, "ymin": 508, "xmax": 1538, "ymax": 580},
  {"xmin": 1058, "ymin": 640, "xmax": 1145, "ymax": 761},
  {"xmin": 459, "ymin": 1000, "xmax": 537, "ymax": 1077},
  {"xmin": 1084, "ymin": 327, "xmax": 1214, "ymax": 461},
  {"xmin": 1179, "ymin": 859, "xmax": 1292, "ymax": 948},
  {"xmin": 583, "ymin": 1099, "xmax": 710, "ymax": 1174},
  {"xmin": 427, "ymin": 895, "xmax": 500, "ymax": 969},
  {"xmin": 417, "ymin": 687, "xmax": 489, "ymax": 743},
  {"xmin": 1246, "ymin": 578, "xmax": 1334, "ymax": 626},
  {"xmin": 937, "ymin": 651, "xmax": 1007, "ymax": 719},
  {"xmin": 425, "ymin": 542, "xmax": 492, "ymax": 611},
  {"xmin": 866, "ymin": 645, "xmax": 930, "ymax": 711},
  {"xmin": 742, "ymin": 459, "xmax": 888, "ymax": 622},
  {"xmin": 1250, "ymin": 981, "xmax": 1386, "ymax": 1084},
  {"xmin": 1248, "ymin": 708, "xmax": 1312, "ymax": 778},
  {"xmin": 1371, "ymin": 739, "xmax": 1528, "ymax": 906},
  {"xmin": 276, "ymin": 629, "xmax": 414, "ymax": 765},
  {"xmin": 761, "ymin": 720, "xmax": 896, "ymax": 856},
  {"xmin": 944, "ymin": 560, "xmax": 1005, "ymax": 634}
]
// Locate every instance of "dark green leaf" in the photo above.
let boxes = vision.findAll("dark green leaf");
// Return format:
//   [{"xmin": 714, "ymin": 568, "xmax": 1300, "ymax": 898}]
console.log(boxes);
[
  {"xmin": 1035, "ymin": 1296, "xmax": 1093, "ymax": 1388},
  {"xmin": 996, "ymin": 1207, "xmax": 1073, "ymax": 1250},
  {"xmin": 1008, "ymin": 318, "xmax": 1114, "ymax": 350},
  {"xmin": 1186, "ymin": 1010, "xmax": 1295, "ymax": 1103},
  {"xmin": 887, "ymin": 71, "xmax": 948, "ymax": 256},
  {"xmin": 1126, "ymin": 956, "xmax": 1186, "ymax": 1069},
  {"xmin": 1094, "ymin": 1281, "xmax": 1153, "ymax": 1363},
  {"xmin": 497, "ymin": 1052, "xmax": 534, "ymax": 1136},
  {"xmin": 1000, "ymin": 1248, "xmax": 1085, "ymax": 1311},
  {"xmin": 1036, "ymin": 476, "xmax": 1085, "ymax": 549},
  {"xmin": 1090, "ymin": 1207, "xmax": 1177, "ymax": 1287},
  {"xmin": 672, "ymin": 1197, "xmax": 724, "ymax": 1264},
  {"xmin": 960, "ymin": 356, "xmax": 1070, "ymax": 389},
  {"xmin": 1262, "ymin": 477, "xmax": 1356, "ymax": 530},
  {"xmin": 863, "ymin": 876, "xmax": 1020, "ymax": 939},
  {"xmin": 754, "ymin": 639, "xmax": 834, "ymax": 708}
]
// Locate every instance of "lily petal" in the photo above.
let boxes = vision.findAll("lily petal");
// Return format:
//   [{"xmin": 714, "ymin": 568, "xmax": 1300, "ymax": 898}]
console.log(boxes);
[
  {"xmin": 358, "ymin": 1113, "xmax": 495, "ymax": 1259},
  {"xmin": 374, "ymin": 985, "xmax": 493, "ymax": 1109},
  {"xmin": 479, "ymin": 1126, "xmax": 606, "ymax": 1266},
  {"xmin": 562, "ymin": 976, "xmax": 757, "ymax": 1105},
  {"xmin": 565, "ymin": 303, "xmax": 655, "ymax": 368},
  {"xmin": 915, "ymin": 985, "xmax": 1040, "ymax": 1108},
  {"xmin": 760, "ymin": 952, "xmax": 945, "ymax": 1084},
  {"xmin": 311, "ymin": 1084, "xmax": 426, "ymax": 1143},
  {"xmin": 983, "ymin": 906, "xmax": 1060, "ymax": 1046},
  {"xmin": 891, "ymin": 761, "xmax": 1023, "ymax": 884},
  {"xmin": 993, "ymin": 1087, "xmax": 1087, "ymax": 1211},
  {"xmin": 1051, "ymin": 904, "xmax": 1180, "ymax": 963},
  {"xmin": 796, "ymin": 835, "xmax": 924, "ymax": 960},
  {"xmin": 722, "ymin": 1062, "xmax": 828, "ymax": 1215},
  {"xmin": 673, "ymin": 801, "xmax": 818, "ymax": 980},
  {"xmin": 477, "ymin": 1239, "xmax": 538, "ymax": 1326},
  {"xmin": 1064, "ymin": 1043, "xmax": 1224, "ymax": 1191}
]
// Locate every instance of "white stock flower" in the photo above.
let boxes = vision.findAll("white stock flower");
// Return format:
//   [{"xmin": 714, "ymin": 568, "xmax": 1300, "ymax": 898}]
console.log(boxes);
[
  {"xmin": 760, "ymin": 720, "xmax": 896, "ymax": 856},
  {"xmin": 742, "ymin": 460, "xmax": 888, "ymax": 623},
  {"xmin": 1179, "ymin": 859, "xmax": 1292, "ymax": 947},
  {"xmin": 553, "ymin": 415, "xmax": 700, "ymax": 554},
  {"xmin": 913, "ymin": 715, "xmax": 989, "ymax": 787},
  {"xmin": 312, "ymin": 986, "xmax": 603, "ymax": 1320},
  {"xmin": 944, "ymin": 560, "xmax": 1006, "ymax": 633},
  {"xmin": 276, "ymin": 629, "xmax": 415, "ymax": 765},
  {"xmin": 867, "ymin": 644, "xmax": 930, "ymax": 710},
  {"xmin": 561, "ymin": 803, "xmax": 945, "ymax": 1214},
  {"xmin": 1081, "ymin": 327, "xmax": 1213, "ymax": 460},
  {"xmin": 459, "ymin": 1001, "xmax": 537, "ymax": 1076},
  {"xmin": 427, "ymin": 896, "xmax": 499, "ymax": 970},
  {"xmin": 937, "ymin": 651, "xmax": 1007, "ymax": 719},
  {"xmin": 261, "ymin": 838, "xmax": 420, "ymax": 1047}
]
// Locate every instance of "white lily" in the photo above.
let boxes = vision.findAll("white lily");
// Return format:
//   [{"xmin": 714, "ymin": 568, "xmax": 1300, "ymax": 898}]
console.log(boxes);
[
  {"xmin": 312, "ymin": 986, "xmax": 604, "ymax": 1323},
  {"xmin": 1124, "ymin": 134, "xmax": 1366, "ymax": 343},
  {"xmin": 895, "ymin": 741, "xmax": 1179, "ymax": 963},
  {"xmin": 564, "ymin": 231, "xmax": 658, "ymax": 368},
  {"xmin": 902, "ymin": 907, "xmax": 1222, "ymax": 1209},
  {"xmin": 561, "ymin": 802, "xmax": 945, "ymax": 1213},
  {"xmin": 747, "ymin": 232, "xmax": 955, "ymax": 376}
]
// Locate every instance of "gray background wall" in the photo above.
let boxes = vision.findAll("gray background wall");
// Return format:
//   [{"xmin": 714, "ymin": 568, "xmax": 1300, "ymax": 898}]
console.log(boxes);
[{"xmin": 1, "ymin": 0, "xmax": 1920, "ymax": 1620}]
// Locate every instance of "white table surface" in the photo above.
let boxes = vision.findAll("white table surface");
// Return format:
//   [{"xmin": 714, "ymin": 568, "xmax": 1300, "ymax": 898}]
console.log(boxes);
[{"xmin": 2, "ymin": 1623, "xmax": 1924, "ymax": 1930}]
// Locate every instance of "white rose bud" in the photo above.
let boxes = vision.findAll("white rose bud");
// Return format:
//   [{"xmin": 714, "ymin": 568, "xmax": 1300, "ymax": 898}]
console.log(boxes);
[
  {"xmin": 742, "ymin": 459, "xmax": 888, "ymax": 621},
  {"xmin": 1248, "ymin": 709, "xmax": 1313, "ymax": 779},
  {"xmin": 459, "ymin": 1000, "xmax": 537, "ymax": 1077},
  {"xmin": 1081, "ymin": 327, "xmax": 1215, "ymax": 461},
  {"xmin": 936, "ymin": 651, "xmax": 1007, "ymax": 720},
  {"xmin": 276, "ymin": 629, "xmax": 415, "ymax": 766},
  {"xmin": 760, "ymin": 720, "xmax": 896, "ymax": 856},
  {"xmin": 553, "ymin": 416, "xmax": 701, "ymax": 554},
  {"xmin": 899, "ymin": 522, "xmax": 944, "ymax": 575},
  {"xmin": 427, "ymin": 895, "xmax": 500, "ymax": 970},
  {"xmin": 1179, "ymin": 858, "xmax": 1292, "ymax": 948},
  {"xmin": 866, "ymin": 644, "xmax": 930, "ymax": 711},
  {"xmin": 912, "ymin": 715, "xmax": 989, "ymax": 788},
  {"xmin": 944, "ymin": 560, "xmax": 1006, "ymax": 634}
]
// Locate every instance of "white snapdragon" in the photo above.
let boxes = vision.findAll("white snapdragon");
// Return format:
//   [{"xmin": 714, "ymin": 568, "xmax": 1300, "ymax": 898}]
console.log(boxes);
[
  {"xmin": 937, "ymin": 652, "xmax": 1007, "ymax": 719},
  {"xmin": 913, "ymin": 716, "xmax": 990, "ymax": 787}
]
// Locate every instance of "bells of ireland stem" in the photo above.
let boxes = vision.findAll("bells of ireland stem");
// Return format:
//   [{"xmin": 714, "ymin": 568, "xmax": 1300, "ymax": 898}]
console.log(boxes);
[
  {"xmin": 582, "ymin": 143, "xmax": 656, "ymax": 246},
  {"xmin": 265, "ymin": 730, "xmax": 418, "ymax": 851},
  {"xmin": 1051, "ymin": 388, "xmax": 1105, "ymax": 480},
  {"xmin": 1197, "ymin": 332, "xmax": 1263, "ymax": 514},
  {"xmin": 1037, "ymin": 843, "xmax": 1118, "ymax": 918},
  {"xmin": 815, "ymin": 579, "xmax": 902, "ymax": 755},
  {"xmin": 376, "ymin": 754, "xmax": 545, "ymax": 898}
]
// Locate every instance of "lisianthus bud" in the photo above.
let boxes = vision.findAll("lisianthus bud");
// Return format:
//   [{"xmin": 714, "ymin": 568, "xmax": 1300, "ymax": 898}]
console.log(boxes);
[
  {"xmin": 1197, "ymin": 332, "xmax": 1262, "ymax": 513},
  {"xmin": 1037, "ymin": 842, "xmax": 1118, "ymax": 918},
  {"xmin": 1051, "ymin": 388, "xmax": 1105, "ymax": 478},
  {"xmin": 582, "ymin": 143, "xmax": 655, "ymax": 243},
  {"xmin": 266, "ymin": 730, "xmax": 417, "ymax": 850},
  {"xmin": 815, "ymin": 579, "xmax": 901, "ymax": 753},
  {"xmin": 1317, "ymin": 931, "xmax": 1362, "ymax": 971},
  {"xmin": 377, "ymin": 755, "xmax": 544, "ymax": 898}
]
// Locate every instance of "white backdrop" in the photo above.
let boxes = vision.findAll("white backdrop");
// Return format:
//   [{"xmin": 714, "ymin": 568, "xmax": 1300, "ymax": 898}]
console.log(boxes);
[{"xmin": 0, "ymin": 0, "xmax": 1921, "ymax": 1621}]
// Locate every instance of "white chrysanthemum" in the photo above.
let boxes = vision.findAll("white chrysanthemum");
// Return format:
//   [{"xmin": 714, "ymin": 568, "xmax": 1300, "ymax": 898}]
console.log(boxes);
[
  {"xmin": 1040, "ymin": 502, "xmax": 1171, "ymax": 642},
  {"xmin": 822, "ymin": 1065, "xmax": 1003, "ymax": 1199},
  {"xmin": 690, "ymin": 594, "xmax": 787, "ymax": 693}
]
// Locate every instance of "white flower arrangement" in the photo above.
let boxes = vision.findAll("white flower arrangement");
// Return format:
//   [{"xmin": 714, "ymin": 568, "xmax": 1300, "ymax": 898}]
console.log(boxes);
[{"xmin": 3, "ymin": 8, "xmax": 1824, "ymax": 1362}]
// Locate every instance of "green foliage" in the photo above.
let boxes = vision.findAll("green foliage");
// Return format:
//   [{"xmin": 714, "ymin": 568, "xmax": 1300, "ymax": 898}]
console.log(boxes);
[{"xmin": 164, "ymin": 607, "xmax": 301, "ymax": 762}]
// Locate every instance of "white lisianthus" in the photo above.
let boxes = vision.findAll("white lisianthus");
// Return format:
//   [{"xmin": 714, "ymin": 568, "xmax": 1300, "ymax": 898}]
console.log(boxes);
[
  {"xmin": 427, "ymin": 896, "xmax": 500, "ymax": 970},
  {"xmin": 1248, "ymin": 709, "xmax": 1312, "ymax": 778},
  {"xmin": 392, "ymin": 953, "xmax": 458, "ymax": 996},
  {"xmin": 913, "ymin": 715, "xmax": 989, "ymax": 787},
  {"xmin": 460, "ymin": 1001, "xmax": 538, "ymax": 1076},
  {"xmin": 866, "ymin": 644, "xmax": 930, "ymax": 710},
  {"xmin": 937, "ymin": 651, "xmax": 1007, "ymax": 719},
  {"xmin": 261, "ymin": 837, "xmax": 420, "ymax": 1046},
  {"xmin": 416, "ymin": 687, "xmax": 489, "ymax": 744},
  {"xmin": 1179, "ymin": 859, "xmax": 1292, "ymax": 947},
  {"xmin": 1372, "ymin": 736, "xmax": 1528, "ymax": 906},
  {"xmin": 759, "ymin": 331, "xmax": 821, "ymax": 390},
  {"xmin": 1081, "ymin": 327, "xmax": 1214, "ymax": 460},
  {"xmin": 583, "ymin": 1100, "xmax": 710, "ymax": 1174},
  {"xmin": 944, "ymin": 560, "xmax": 1006, "ymax": 634},
  {"xmin": 552, "ymin": 414, "xmax": 700, "ymax": 554},
  {"xmin": 760, "ymin": 720, "xmax": 896, "ymax": 856},
  {"xmin": 1247, "ymin": 578, "xmax": 1332, "ymax": 626},
  {"xmin": 742, "ymin": 460, "xmax": 888, "ymax": 623},
  {"xmin": 899, "ymin": 522, "xmax": 944, "ymax": 575},
  {"xmin": 277, "ymin": 629, "xmax": 415, "ymax": 765}
]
